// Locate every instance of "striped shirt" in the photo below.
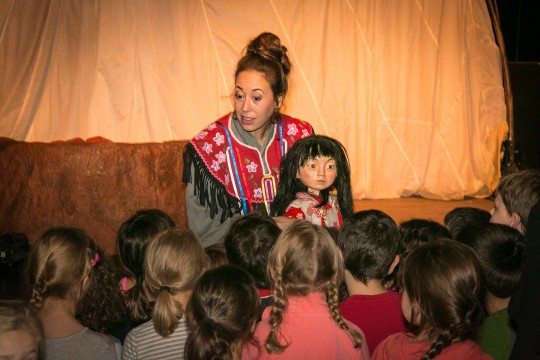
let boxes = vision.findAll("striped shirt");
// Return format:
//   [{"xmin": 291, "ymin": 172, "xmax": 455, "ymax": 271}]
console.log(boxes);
[{"xmin": 122, "ymin": 316, "xmax": 189, "ymax": 360}]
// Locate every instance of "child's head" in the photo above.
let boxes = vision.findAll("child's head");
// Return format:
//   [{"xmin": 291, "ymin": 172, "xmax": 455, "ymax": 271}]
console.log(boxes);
[
  {"xmin": 117, "ymin": 209, "xmax": 175, "ymax": 320},
  {"xmin": 444, "ymin": 207, "xmax": 491, "ymax": 239},
  {"xmin": 338, "ymin": 210, "xmax": 400, "ymax": 284},
  {"xmin": 224, "ymin": 212, "xmax": 281, "ymax": 289},
  {"xmin": 185, "ymin": 265, "xmax": 260, "ymax": 360},
  {"xmin": 271, "ymin": 135, "xmax": 353, "ymax": 219},
  {"xmin": 402, "ymin": 239, "xmax": 485, "ymax": 359},
  {"xmin": 26, "ymin": 227, "xmax": 99, "ymax": 310},
  {"xmin": 144, "ymin": 228, "xmax": 206, "ymax": 337},
  {"xmin": 265, "ymin": 220, "xmax": 362, "ymax": 353},
  {"xmin": 394, "ymin": 219, "xmax": 451, "ymax": 289},
  {"xmin": 204, "ymin": 243, "xmax": 229, "ymax": 270},
  {"xmin": 491, "ymin": 170, "xmax": 540, "ymax": 233},
  {"xmin": 0, "ymin": 300, "xmax": 44, "ymax": 360},
  {"xmin": 457, "ymin": 223, "xmax": 525, "ymax": 300}
]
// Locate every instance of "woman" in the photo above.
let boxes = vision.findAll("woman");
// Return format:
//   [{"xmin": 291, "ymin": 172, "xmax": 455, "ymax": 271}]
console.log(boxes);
[{"xmin": 183, "ymin": 32, "xmax": 313, "ymax": 246}]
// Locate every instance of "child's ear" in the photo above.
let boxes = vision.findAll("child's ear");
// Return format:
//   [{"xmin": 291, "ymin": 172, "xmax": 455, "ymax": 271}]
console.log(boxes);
[
  {"xmin": 509, "ymin": 212, "xmax": 523, "ymax": 232},
  {"xmin": 388, "ymin": 255, "xmax": 400, "ymax": 275}
]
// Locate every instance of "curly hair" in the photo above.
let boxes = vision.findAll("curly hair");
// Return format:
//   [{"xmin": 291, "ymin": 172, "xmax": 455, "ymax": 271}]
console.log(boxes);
[
  {"xmin": 271, "ymin": 135, "xmax": 353, "ymax": 220},
  {"xmin": 403, "ymin": 239, "xmax": 486, "ymax": 359}
]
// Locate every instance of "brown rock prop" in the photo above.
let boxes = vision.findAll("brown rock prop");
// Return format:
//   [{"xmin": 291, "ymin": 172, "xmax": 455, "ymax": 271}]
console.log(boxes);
[{"xmin": 0, "ymin": 138, "xmax": 188, "ymax": 254}]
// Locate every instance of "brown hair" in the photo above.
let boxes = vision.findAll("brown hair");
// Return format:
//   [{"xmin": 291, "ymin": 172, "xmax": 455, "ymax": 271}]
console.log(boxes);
[
  {"xmin": 235, "ymin": 32, "xmax": 291, "ymax": 106},
  {"xmin": 185, "ymin": 265, "xmax": 260, "ymax": 360},
  {"xmin": 265, "ymin": 220, "xmax": 362, "ymax": 354},
  {"xmin": 26, "ymin": 227, "xmax": 97, "ymax": 310},
  {"xmin": 403, "ymin": 239, "xmax": 486, "ymax": 359},
  {"xmin": 144, "ymin": 228, "xmax": 206, "ymax": 337},
  {"xmin": 496, "ymin": 170, "xmax": 540, "ymax": 230}
]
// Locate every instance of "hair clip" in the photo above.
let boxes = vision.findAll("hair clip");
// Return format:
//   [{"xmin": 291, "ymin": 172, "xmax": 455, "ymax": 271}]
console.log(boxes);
[
  {"xmin": 160, "ymin": 285, "xmax": 171, "ymax": 293},
  {"xmin": 87, "ymin": 248, "xmax": 99, "ymax": 267}
]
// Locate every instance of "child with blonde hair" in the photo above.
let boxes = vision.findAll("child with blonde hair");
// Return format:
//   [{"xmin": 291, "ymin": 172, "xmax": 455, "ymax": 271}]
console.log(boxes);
[
  {"xmin": 243, "ymin": 220, "xmax": 369, "ymax": 359},
  {"xmin": 373, "ymin": 239, "xmax": 491, "ymax": 359},
  {"xmin": 26, "ymin": 227, "xmax": 118, "ymax": 360},
  {"xmin": 0, "ymin": 300, "xmax": 44, "ymax": 360},
  {"xmin": 122, "ymin": 228, "xmax": 206, "ymax": 360}
]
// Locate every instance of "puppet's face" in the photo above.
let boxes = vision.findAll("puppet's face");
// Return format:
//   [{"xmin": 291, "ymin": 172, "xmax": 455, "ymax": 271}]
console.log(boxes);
[
  {"xmin": 296, "ymin": 156, "xmax": 337, "ymax": 193},
  {"xmin": 233, "ymin": 70, "xmax": 282, "ymax": 143}
]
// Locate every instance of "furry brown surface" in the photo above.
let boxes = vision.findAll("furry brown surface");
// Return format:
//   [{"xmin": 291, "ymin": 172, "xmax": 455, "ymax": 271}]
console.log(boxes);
[{"xmin": 0, "ymin": 138, "xmax": 188, "ymax": 254}]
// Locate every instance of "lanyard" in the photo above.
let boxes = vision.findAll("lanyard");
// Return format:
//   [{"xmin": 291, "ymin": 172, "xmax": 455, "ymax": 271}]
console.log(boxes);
[{"xmin": 218, "ymin": 119, "xmax": 284, "ymax": 215}]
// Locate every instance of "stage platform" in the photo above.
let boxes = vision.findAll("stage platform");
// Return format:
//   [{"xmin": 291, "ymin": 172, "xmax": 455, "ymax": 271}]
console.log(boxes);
[{"xmin": 353, "ymin": 197, "xmax": 493, "ymax": 225}]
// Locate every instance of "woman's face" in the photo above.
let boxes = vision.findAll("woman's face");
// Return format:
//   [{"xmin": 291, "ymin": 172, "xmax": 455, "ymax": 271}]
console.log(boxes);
[{"xmin": 234, "ymin": 70, "xmax": 282, "ymax": 143}]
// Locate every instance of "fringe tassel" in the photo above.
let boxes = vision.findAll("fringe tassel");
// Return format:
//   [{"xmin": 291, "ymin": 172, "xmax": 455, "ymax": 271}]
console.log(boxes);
[{"xmin": 183, "ymin": 143, "xmax": 242, "ymax": 223}]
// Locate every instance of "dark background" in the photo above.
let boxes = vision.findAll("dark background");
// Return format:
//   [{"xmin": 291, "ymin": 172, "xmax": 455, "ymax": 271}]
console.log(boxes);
[{"xmin": 496, "ymin": 0, "xmax": 540, "ymax": 170}]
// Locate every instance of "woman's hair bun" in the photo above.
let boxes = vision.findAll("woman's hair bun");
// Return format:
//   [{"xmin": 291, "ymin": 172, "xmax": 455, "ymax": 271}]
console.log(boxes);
[{"xmin": 247, "ymin": 32, "xmax": 291, "ymax": 76}]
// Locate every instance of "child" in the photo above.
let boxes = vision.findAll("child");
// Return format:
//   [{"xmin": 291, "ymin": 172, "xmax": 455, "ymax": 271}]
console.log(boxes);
[
  {"xmin": 204, "ymin": 242, "xmax": 229, "ymax": 269},
  {"xmin": 372, "ymin": 239, "xmax": 491, "ymax": 360},
  {"xmin": 489, "ymin": 170, "xmax": 540, "ymax": 234},
  {"xmin": 224, "ymin": 212, "xmax": 281, "ymax": 314},
  {"xmin": 390, "ymin": 218, "xmax": 451, "ymax": 290},
  {"xmin": 26, "ymin": 227, "xmax": 118, "ymax": 360},
  {"xmin": 444, "ymin": 206, "xmax": 491, "ymax": 239},
  {"xmin": 122, "ymin": 228, "xmax": 207, "ymax": 360},
  {"xmin": 115, "ymin": 209, "xmax": 175, "ymax": 342},
  {"xmin": 185, "ymin": 265, "xmax": 260, "ymax": 360},
  {"xmin": 242, "ymin": 220, "xmax": 369, "ymax": 359},
  {"xmin": 457, "ymin": 223, "xmax": 525, "ymax": 360},
  {"xmin": 0, "ymin": 300, "xmax": 44, "ymax": 360},
  {"xmin": 271, "ymin": 135, "xmax": 353, "ymax": 228},
  {"xmin": 338, "ymin": 210, "xmax": 406, "ymax": 352}
]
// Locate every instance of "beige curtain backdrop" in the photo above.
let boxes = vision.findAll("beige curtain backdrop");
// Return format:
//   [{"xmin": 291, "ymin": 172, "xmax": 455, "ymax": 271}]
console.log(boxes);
[{"xmin": 0, "ymin": 0, "xmax": 508, "ymax": 200}]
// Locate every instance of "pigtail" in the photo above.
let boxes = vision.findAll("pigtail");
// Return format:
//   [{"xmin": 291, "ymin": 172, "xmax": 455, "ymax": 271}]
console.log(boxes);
[
  {"xmin": 327, "ymin": 283, "xmax": 363, "ymax": 348},
  {"xmin": 125, "ymin": 280, "xmax": 152, "ymax": 321},
  {"xmin": 265, "ymin": 275, "xmax": 289, "ymax": 354},
  {"xmin": 185, "ymin": 319, "xmax": 232, "ymax": 360},
  {"xmin": 422, "ymin": 328, "xmax": 454, "ymax": 359},
  {"xmin": 29, "ymin": 278, "xmax": 47, "ymax": 310},
  {"xmin": 149, "ymin": 285, "xmax": 183, "ymax": 337}
]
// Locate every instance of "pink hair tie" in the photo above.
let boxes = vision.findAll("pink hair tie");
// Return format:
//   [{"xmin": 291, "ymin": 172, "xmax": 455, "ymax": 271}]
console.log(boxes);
[{"xmin": 91, "ymin": 252, "xmax": 100, "ymax": 267}]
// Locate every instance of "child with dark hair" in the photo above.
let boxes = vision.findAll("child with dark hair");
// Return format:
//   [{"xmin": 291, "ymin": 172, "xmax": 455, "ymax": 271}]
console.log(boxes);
[
  {"xmin": 115, "ymin": 209, "xmax": 175, "ymax": 342},
  {"xmin": 337, "ymin": 210, "xmax": 406, "ymax": 352},
  {"xmin": 243, "ymin": 220, "xmax": 369, "ymax": 359},
  {"xmin": 390, "ymin": 219, "xmax": 451, "ymax": 290},
  {"xmin": 457, "ymin": 223, "xmax": 525, "ymax": 360},
  {"xmin": 224, "ymin": 212, "xmax": 281, "ymax": 313},
  {"xmin": 373, "ymin": 239, "xmax": 490, "ymax": 359},
  {"xmin": 489, "ymin": 169, "xmax": 540, "ymax": 234},
  {"xmin": 185, "ymin": 265, "xmax": 260, "ymax": 360},
  {"xmin": 271, "ymin": 135, "xmax": 353, "ymax": 228},
  {"xmin": 0, "ymin": 300, "xmax": 44, "ymax": 360},
  {"xmin": 444, "ymin": 206, "xmax": 491, "ymax": 239},
  {"xmin": 26, "ymin": 227, "xmax": 118, "ymax": 360}
]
